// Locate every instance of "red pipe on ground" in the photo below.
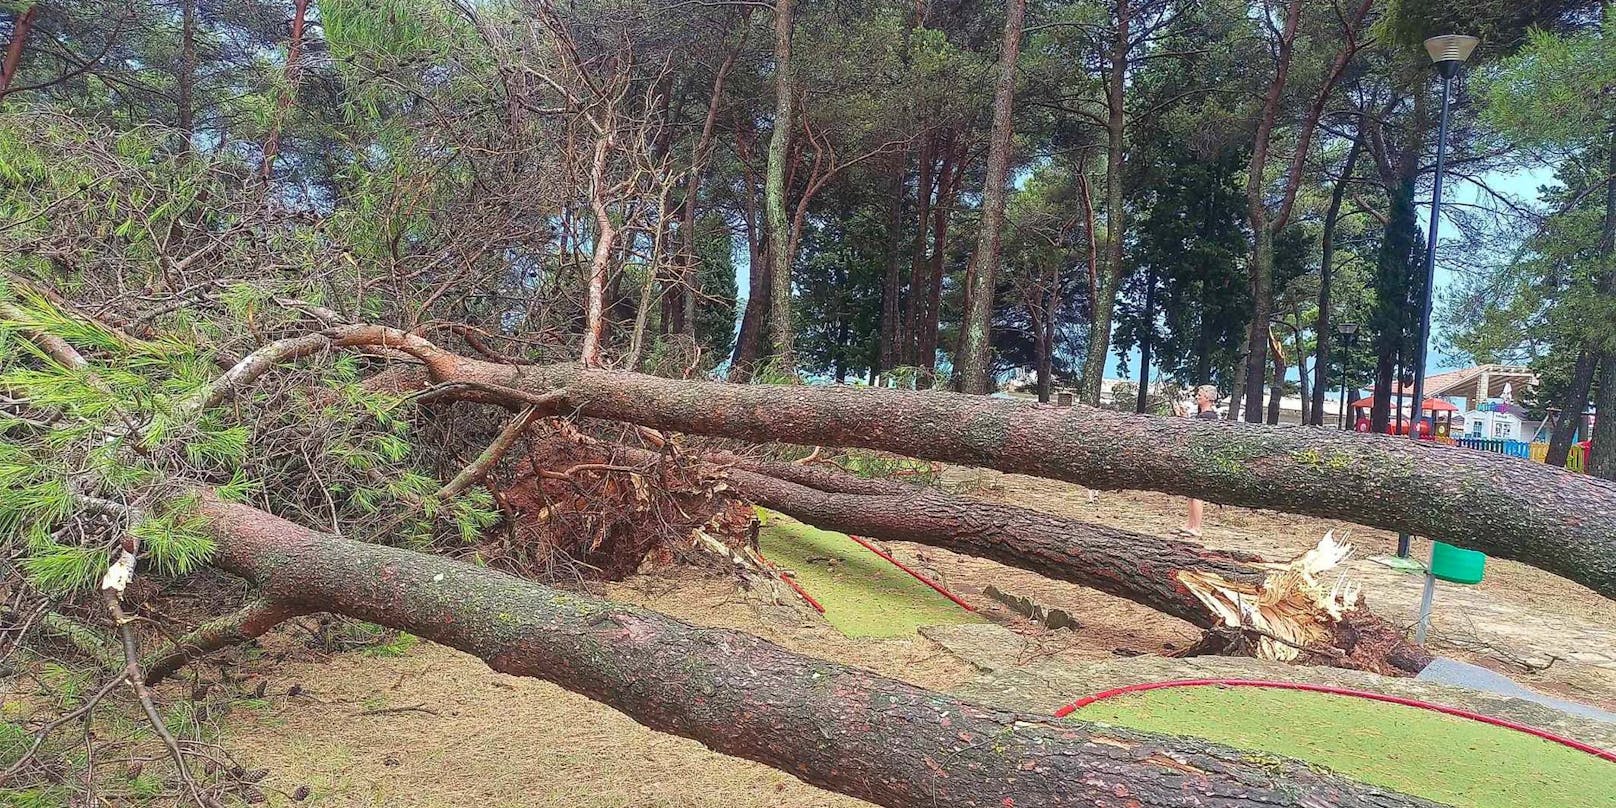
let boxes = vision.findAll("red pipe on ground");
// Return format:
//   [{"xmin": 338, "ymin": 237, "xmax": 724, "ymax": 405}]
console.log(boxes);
[
  {"xmin": 1053, "ymin": 678, "xmax": 1616, "ymax": 764},
  {"xmin": 846, "ymin": 535, "xmax": 976, "ymax": 612},
  {"xmin": 753, "ymin": 549, "xmax": 826, "ymax": 613}
]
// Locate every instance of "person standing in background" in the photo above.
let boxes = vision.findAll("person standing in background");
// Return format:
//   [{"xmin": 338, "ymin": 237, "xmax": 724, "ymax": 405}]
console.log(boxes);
[{"xmin": 1178, "ymin": 384, "xmax": 1220, "ymax": 537}]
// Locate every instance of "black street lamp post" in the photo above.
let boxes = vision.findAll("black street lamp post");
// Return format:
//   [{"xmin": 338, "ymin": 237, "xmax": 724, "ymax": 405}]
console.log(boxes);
[
  {"xmin": 1336, "ymin": 323, "xmax": 1359, "ymax": 430},
  {"xmin": 1399, "ymin": 34, "xmax": 1479, "ymax": 559}
]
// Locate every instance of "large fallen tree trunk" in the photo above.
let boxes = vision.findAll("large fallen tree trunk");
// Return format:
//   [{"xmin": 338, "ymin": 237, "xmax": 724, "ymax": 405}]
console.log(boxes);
[
  {"xmin": 197, "ymin": 495, "xmax": 1433, "ymax": 807},
  {"xmin": 553, "ymin": 444, "xmax": 1428, "ymax": 674},
  {"xmin": 723, "ymin": 466, "xmax": 1428, "ymax": 674},
  {"xmin": 399, "ymin": 350, "xmax": 1616, "ymax": 599}
]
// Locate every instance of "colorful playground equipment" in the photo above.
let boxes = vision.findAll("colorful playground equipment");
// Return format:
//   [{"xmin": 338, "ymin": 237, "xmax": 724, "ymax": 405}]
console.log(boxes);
[{"xmin": 1350, "ymin": 396, "xmax": 1458, "ymax": 438}]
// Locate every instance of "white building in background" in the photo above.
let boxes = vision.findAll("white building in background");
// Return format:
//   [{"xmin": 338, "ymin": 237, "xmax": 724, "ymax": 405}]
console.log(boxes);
[{"xmin": 1457, "ymin": 398, "xmax": 1528, "ymax": 441}]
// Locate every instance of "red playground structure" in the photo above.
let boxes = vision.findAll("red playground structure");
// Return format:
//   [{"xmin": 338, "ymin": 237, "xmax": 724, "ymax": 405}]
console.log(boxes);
[{"xmin": 1351, "ymin": 395, "xmax": 1459, "ymax": 439}]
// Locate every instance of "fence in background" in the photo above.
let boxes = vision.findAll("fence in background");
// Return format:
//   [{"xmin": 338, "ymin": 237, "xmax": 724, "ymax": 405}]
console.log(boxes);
[{"xmin": 1442, "ymin": 437, "xmax": 1587, "ymax": 472}]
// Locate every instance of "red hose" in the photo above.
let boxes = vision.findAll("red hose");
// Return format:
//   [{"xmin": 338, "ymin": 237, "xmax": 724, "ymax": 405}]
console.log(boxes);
[
  {"xmin": 1053, "ymin": 678, "xmax": 1616, "ymax": 764},
  {"xmin": 753, "ymin": 549, "xmax": 826, "ymax": 614},
  {"xmin": 846, "ymin": 535, "xmax": 976, "ymax": 612}
]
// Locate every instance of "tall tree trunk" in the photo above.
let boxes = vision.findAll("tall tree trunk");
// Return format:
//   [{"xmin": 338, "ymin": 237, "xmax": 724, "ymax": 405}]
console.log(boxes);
[
  {"xmin": 1267, "ymin": 328, "xmax": 1286, "ymax": 425},
  {"xmin": 1547, "ymin": 348, "xmax": 1597, "ymax": 465},
  {"xmin": 879, "ymin": 164, "xmax": 906, "ymax": 375},
  {"xmin": 1079, "ymin": 0, "xmax": 1130, "ymax": 404},
  {"xmin": 1591, "ymin": 353, "xmax": 1616, "ymax": 479},
  {"xmin": 955, "ymin": 0, "xmax": 1025, "ymax": 395},
  {"xmin": 731, "ymin": 241, "xmax": 771, "ymax": 381},
  {"xmin": 1292, "ymin": 310, "xmax": 1310, "ymax": 426},
  {"xmin": 764, "ymin": 0, "xmax": 796, "ymax": 375},
  {"xmin": 1241, "ymin": 0, "xmax": 1304, "ymax": 422},
  {"xmin": 196, "ymin": 497, "xmax": 1432, "ymax": 808},
  {"xmin": 0, "ymin": 4, "xmax": 36, "ymax": 100},
  {"xmin": 1312, "ymin": 125, "xmax": 1365, "ymax": 425},
  {"xmin": 1588, "ymin": 124, "xmax": 1616, "ymax": 478},
  {"xmin": 678, "ymin": 49, "xmax": 738, "ymax": 339},
  {"xmin": 1371, "ymin": 175, "xmax": 1419, "ymax": 434},
  {"xmin": 1037, "ymin": 266, "xmax": 1058, "ymax": 403},
  {"xmin": 626, "ymin": 185, "xmax": 675, "ymax": 370},
  {"xmin": 904, "ymin": 136, "xmax": 936, "ymax": 367},
  {"xmin": 920, "ymin": 133, "xmax": 962, "ymax": 384},
  {"xmin": 177, "ymin": 0, "xmax": 197, "ymax": 146},
  {"xmin": 730, "ymin": 129, "xmax": 768, "ymax": 380},
  {"xmin": 1136, "ymin": 265, "xmax": 1156, "ymax": 413},
  {"xmin": 260, "ymin": 0, "xmax": 310, "ymax": 183},
  {"xmin": 579, "ymin": 132, "xmax": 616, "ymax": 367}
]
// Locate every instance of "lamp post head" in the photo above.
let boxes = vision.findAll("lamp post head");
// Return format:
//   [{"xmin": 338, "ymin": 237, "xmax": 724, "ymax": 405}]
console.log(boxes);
[
  {"xmin": 1336, "ymin": 322, "xmax": 1360, "ymax": 337},
  {"xmin": 1425, "ymin": 35, "xmax": 1479, "ymax": 78}
]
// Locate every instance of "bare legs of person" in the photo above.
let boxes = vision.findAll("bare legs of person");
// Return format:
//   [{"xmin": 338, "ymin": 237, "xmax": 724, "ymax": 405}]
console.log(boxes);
[{"xmin": 1183, "ymin": 498, "xmax": 1204, "ymax": 537}]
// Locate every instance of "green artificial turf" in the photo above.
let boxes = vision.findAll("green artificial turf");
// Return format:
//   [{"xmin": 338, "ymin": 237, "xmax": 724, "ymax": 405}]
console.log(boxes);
[
  {"xmin": 1073, "ymin": 686, "xmax": 1616, "ymax": 808},
  {"xmin": 755, "ymin": 509, "xmax": 982, "ymax": 638}
]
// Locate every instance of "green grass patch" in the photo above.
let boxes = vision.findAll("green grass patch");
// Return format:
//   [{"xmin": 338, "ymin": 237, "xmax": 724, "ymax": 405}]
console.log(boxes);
[
  {"xmin": 1072, "ymin": 686, "xmax": 1616, "ymax": 808},
  {"xmin": 756, "ymin": 509, "xmax": 981, "ymax": 638}
]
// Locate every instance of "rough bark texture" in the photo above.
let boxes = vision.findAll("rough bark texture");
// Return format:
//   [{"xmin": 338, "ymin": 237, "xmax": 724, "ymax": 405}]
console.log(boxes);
[
  {"xmin": 764, "ymin": 0, "xmax": 796, "ymax": 375},
  {"xmin": 260, "ymin": 0, "xmax": 310, "ymax": 182},
  {"xmin": 729, "ymin": 467, "xmax": 1262, "ymax": 626},
  {"xmin": 1592, "ymin": 351, "xmax": 1616, "ymax": 481},
  {"xmin": 579, "ymin": 132, "xmax": 616, "ymax": 367},
  {"xmin": 879, "ymin": 165, "xmax": 905, "ymax": 373},
  {"xmin": 418, "ymin": 357, "xmax": 1616, "ymax": 599},
  {"xmin": 1079, "ymin": 0, "xmax": 1129, "ymax": 404},
  {"xmin": 713, "ymin": 460, "xmax": 1427, "ymax": 674},
  {"xmin": 198, "ymin": 497, "xmax": 1434, "ymax": 808},
  {"xmin": 1548, "ymin": 347, "xmax": 1596, "ymax": 466},
  {"xmin": 953, "ymin": 0, "xmax": 1021, "ymax": 394},
  {"xmin": 0, "ymin": 4, "xmax": 36, "ymax": 100},
  {"xmin": 1239, "ymin": 0, "xmax": 1303, "ymax": 422},
  {"xmin": 1311, "ymin": 126, "xmax": 1365, "ymax": 425}
]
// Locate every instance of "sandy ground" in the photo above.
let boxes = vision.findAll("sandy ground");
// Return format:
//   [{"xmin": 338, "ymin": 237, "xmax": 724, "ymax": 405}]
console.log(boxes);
[{"xmin": 205, "ymin": 476, "xmax": 1616, "ymax": 808}]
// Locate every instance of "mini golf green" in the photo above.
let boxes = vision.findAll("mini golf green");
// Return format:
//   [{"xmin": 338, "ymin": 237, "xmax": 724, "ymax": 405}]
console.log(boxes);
[
  {"xmin": 756, "ymin": 509, "xmax": 982, "ymax": 638},
  {"xmin": 1071, "ymin": 686, "xmax": 1615, "ymax": 807}
]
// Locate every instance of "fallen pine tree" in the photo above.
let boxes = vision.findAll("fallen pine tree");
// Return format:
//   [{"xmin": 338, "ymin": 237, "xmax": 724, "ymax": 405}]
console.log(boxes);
[
  {"xmin": 321, "ymin": 326, "xmax": 1616, "ymax": 600},
  {"xmin": 0, "ymin": 300, "xmax": 1576, "ymax": 805},
  {"xmin": 190, "ymin": 494, "xmax": 1438, "ymax": 808}
]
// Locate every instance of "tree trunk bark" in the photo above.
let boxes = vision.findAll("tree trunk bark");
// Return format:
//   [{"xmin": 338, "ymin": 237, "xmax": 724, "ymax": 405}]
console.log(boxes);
[
  {"xmin": 1137, "ymin": 265, "xmax": 1156, "ymax": 413},
  {"xmin": 1546, "ymin": 348, "xmax": 1595, "ymax": 466},
  {"xmin": 905, "ymin": 136, "xmax": 935, "ymax": 368},
  {"xmin": 879, "ymin": 164, "xmax": 906, "ymax": 375},
  {"xmin": 920, "ymin": 134, "xmax": 963, "ymax": 385},
  {"xmin": 1079, "ymin": 0, "xmax": 1129, "ymax": 405},
  {"xmin": 955, "ymin": 0, "xmax": 1023, "ymax": 395},
  {"xmin": 730, "ymin": 130, "xmax": 769, "ymax": 380},
  {"xmin": 730, "ymin": 244, "xmax": 771, "ymax": 382},
  {"xmin": 196, "ymin": 496, "xmax": 1434, "ymax": 808},
  {"xmin": 720, "ymin": 464, "xmax": 1427, "ymax": 674},
  {"xmin": 1267, "ymin": 329, "xmax": 1286, "ymax": 425},
  {"xmin": 260, "ymin": 0, "xmax": 310, "ymax": 183},
  {"xmin": 1588, "ymin": 124, "xmax": 1616, "ymax": 479},
  {"xmin": 677, "ymin": 49, "xmax": 738, "ymax": 339},
  {"xmin": 1312, "ymin": 125, "xmax": 1365, "ymax": 425},
  {"xmin": 765, "ymin": 0, "xmax": 796, "ymax": 376},
  {"xmin": 1293, "ymin": 312, "xmax": 1310, "ymax": 426},
  {"xmin": 176, "ymin": 0, "xmax": 198, "ymax": 148},
  {"xmin": 1592, "ymin": 352, "xmax": 1616, "ymax": 480},
  {"xmin": 1241, "ymin": 0, "xmax": 1303, "ymax": 422},
  {"xmin": 0, "ymin": 4, "xmax": 37, "ymax": 100},
  {"xmin": 580, "ymin": 132, "xmax": 616, "ymax": 367},
  {"xmin": 398, "ymin": 346, "xmax": 1616, "ymax": 599}
]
